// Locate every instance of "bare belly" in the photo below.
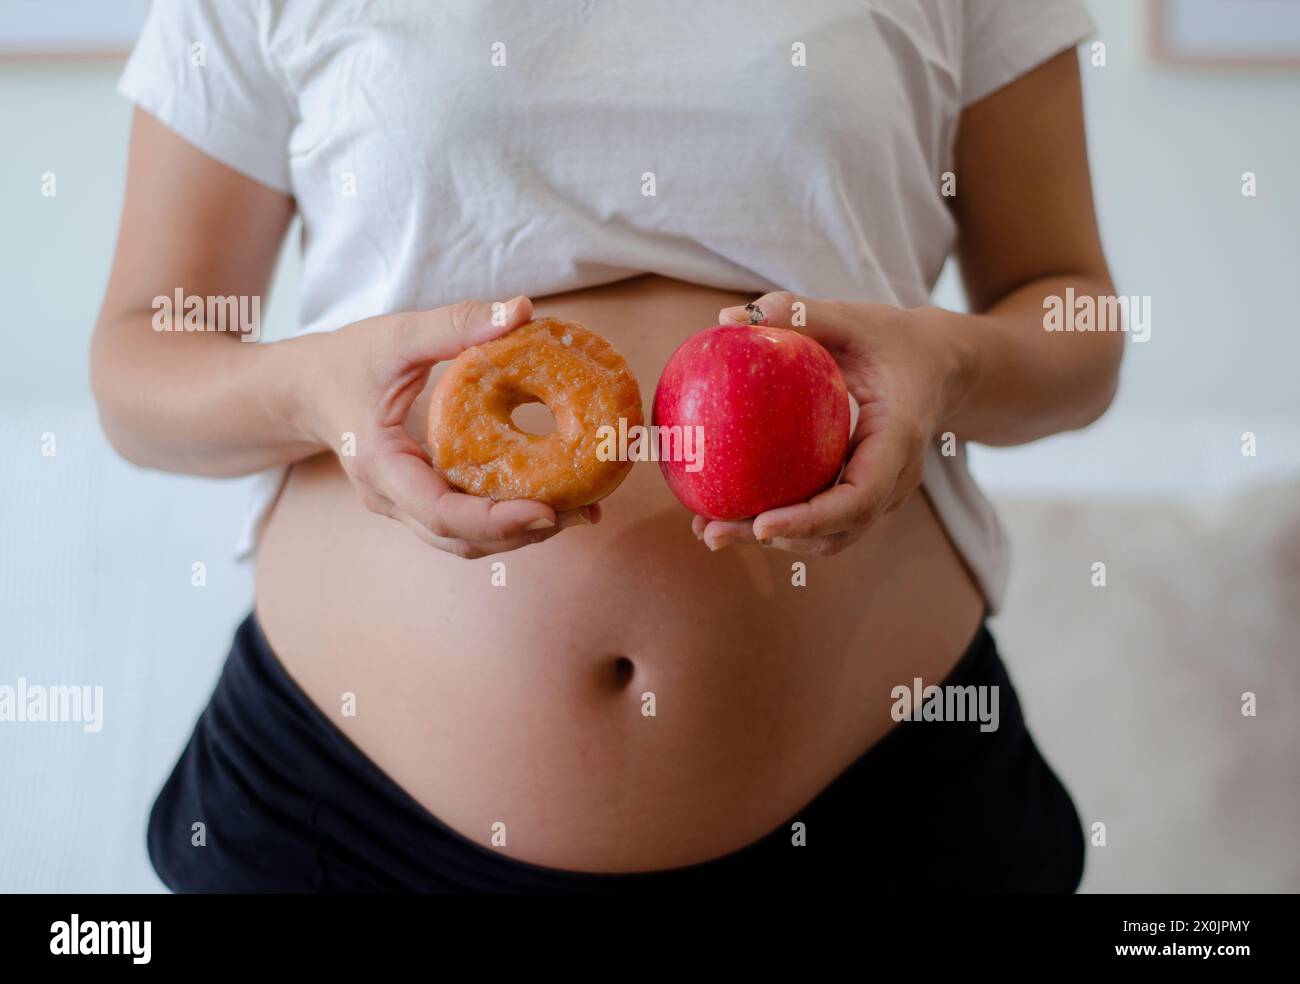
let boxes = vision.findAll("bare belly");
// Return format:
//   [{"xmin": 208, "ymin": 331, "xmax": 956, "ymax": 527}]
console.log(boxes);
[{"xmin": 254, "ymin": 275, "xmax": 985, "ymax": 872}]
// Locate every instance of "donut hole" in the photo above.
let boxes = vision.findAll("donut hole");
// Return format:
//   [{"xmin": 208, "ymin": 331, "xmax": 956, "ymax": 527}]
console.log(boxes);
[{"xmin": 510, "ymin": 399, "xmax": 557, "ymax": 436}]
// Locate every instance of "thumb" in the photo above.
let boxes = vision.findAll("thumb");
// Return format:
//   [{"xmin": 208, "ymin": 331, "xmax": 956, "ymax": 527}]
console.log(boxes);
[
  {"xmin": 718, "ymin": 292, "xmax": 857, "ymax": 350},
  {"xmin": 399, "ymin": 295, "xmax": 534, "ymax": 363},
  {"xmin": 718, "ymin": 291, "xmax": 797, "ymax": 327}
]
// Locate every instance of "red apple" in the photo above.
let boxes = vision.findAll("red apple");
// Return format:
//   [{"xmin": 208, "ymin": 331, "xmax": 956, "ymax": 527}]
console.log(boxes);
[{"xmin": 652, "ymin": 324, "xmax": 851, "ymax": 521}]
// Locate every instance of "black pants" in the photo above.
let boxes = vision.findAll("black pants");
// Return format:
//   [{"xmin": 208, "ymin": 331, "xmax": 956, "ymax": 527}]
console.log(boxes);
[{"xmin": 148, "ymin": 613, "xmax": 1085, "ymax": 893}]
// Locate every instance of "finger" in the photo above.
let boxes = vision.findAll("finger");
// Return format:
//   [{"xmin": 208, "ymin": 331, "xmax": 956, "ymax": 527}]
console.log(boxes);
[
  {"xmin": 697, "ymin": 518, "xmax": 759, "ymax": 550},
  {"xmin": 390, "ymin": 504, "xmax": 593, "ymax": 556},
  {"xmin": 718, "ymin": 292, "xmax": 797, "ymax": 328},
  {"xmin": 449, "ymin": 509, "xmax": 592, "ymax": 556},
  {"xmin": 700, "ymin": 523, "xmax": 852, "ymax": 554},
  {"xmin": 717, "ymin": 292, "xmax": 860, "ymax": 350},
  {"xmin": 375, "ymin": 452, "xmax": 555, "ymax": 539},
  {"xmin": 561, "ymin": 506, "xmax": 598, "ymax": 527},
  {"xmin": 751, "ymin": 430, "xmax": 908, "ymax": 541},
  {"xmin": 760, "ymin": 536, "xmax": 817, "ymax": 554},
  {"xmin": 433, "ymin": 495, "xmax": 601, "ymax": 542},
  {"xmin": 429, "ymin": 530, "xmax": 554, "ymax": 559},
  {"xmin": 436, "ymin": 492, "xmax": 563, "ymax": 541},
  {"xmin": 758, "ymin": 536, "xmax": 830, "ymax": 555},
  {"xmin": 484, "ymin": 508, "xmax": 594, "ymax": 549},
  {"xmin": 398, "ymin": 295, "xmax": 534, "ymax": 364},
  {"xmin": 551, "ymin": 506, "xmax": 597, "ymax": 531}
]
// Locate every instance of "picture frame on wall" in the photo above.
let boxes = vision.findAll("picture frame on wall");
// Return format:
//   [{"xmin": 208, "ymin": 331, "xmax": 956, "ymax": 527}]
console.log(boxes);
[
  {"xmin": 0, "ymin": 0, "xmax": 149, "ymax": 58},
  {"xmin": 1150, "ymin": 0, "xmax": 1300, "ymax": 66}
]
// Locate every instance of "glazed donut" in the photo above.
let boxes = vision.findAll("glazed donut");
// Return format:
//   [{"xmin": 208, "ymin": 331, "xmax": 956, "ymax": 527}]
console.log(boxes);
[{"xmin": 427, "ymin": 317, "xmax": 644, "ymax": 512}]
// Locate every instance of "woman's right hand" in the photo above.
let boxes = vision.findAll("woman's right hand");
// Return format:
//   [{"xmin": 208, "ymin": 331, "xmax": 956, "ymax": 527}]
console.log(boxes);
[{"xmin": 298, "ymin": 295, "xmax": 597, "ymax": 559}]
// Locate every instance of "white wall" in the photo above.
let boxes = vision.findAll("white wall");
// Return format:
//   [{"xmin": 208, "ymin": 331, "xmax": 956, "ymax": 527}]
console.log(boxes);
[{"xmin": 1086, "ymin": 0, "xmax": 1299, "ymax": 418}]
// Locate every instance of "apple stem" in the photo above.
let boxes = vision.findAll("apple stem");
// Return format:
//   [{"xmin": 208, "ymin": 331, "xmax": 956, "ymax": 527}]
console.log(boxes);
[{"xmin": 743, "ymin": 302, "xmax": 764, "ymax": 325}]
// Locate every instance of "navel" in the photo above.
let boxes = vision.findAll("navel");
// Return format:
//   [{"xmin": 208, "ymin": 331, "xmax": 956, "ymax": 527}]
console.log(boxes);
[{"xmin": 607, "ymin": 654, "xmax": 636, "ymax": 690}]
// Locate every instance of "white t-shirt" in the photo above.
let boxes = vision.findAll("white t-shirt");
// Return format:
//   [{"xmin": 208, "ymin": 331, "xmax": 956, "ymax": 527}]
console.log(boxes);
[{"xmin": 119, "ymin": 0, "xmax": 1094, "ymax": 613}]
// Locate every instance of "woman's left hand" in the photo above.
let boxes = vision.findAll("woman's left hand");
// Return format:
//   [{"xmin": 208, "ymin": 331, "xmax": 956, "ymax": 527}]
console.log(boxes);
[{"xmin": 694, "ymin": 291, "xmax": 967, "ymax": 556}]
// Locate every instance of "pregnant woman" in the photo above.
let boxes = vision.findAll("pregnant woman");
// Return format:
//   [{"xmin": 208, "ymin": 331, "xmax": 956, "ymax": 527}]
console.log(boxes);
[{"xmin": 92, "ymin": 0, "xmax": 1120, "ymax": 892}]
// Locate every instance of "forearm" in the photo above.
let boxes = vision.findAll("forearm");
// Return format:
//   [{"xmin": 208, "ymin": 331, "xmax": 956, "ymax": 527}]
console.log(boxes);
[
  {"xmin": 933, "ymin": 274, "xmax": 1125, "ymax": 447},
  {"xmin": 90, "ymin": 315, "xmax": 326, "ymax": 476}
]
